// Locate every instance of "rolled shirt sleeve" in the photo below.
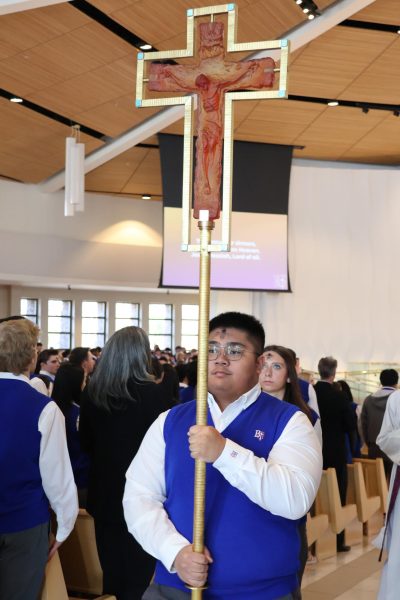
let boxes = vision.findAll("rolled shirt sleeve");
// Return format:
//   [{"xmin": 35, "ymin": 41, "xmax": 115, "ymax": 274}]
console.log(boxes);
[
  {"xmin": 123, "ymin": 412, "xmax": 190, "ymax": 571},
  {"xmin": 38, "ymin": 401, "xmax": 79, "ymax": 542}
]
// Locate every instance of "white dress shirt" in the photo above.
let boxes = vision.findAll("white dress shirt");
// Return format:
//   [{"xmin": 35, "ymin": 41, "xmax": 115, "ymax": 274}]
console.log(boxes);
[
  {"xmin": 29, "ymin": 376, "xmax": 50, "ymax": 396},
  {"xmin": 0, "ymin": 373, "xmax": 78, "ymax": 542},
  {"xmin": 123, "ymin": 383, "xmax": 322, "ymax": 572}
]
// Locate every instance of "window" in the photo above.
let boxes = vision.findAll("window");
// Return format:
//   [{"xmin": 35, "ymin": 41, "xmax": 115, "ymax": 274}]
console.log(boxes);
[
  {"xmin": 181, "ymin": 304, "xmax": 199, "ymax": 350},
  {"xmin": 115, "ymin": 302, "xmax": 140, "ymax": 331},
  {"xmin": 81, "ymin": 301, "xmax": 107, "ymax": 347},
  {"xmin": 48, "ymin": 299, "xmax": 72, "ymax": 349},
  {"xmin": 20, "ymin": 297, "xmax": 39, "ymax": 325},
  {"xmin": 148, "ymin": 303, "xmax": 173, "ymax": 349}
]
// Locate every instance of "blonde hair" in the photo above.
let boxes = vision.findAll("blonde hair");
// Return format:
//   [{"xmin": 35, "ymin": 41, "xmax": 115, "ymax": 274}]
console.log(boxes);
[{"xmin": 0, "ymin": 319, "xmax": 39, "ymax": 374}]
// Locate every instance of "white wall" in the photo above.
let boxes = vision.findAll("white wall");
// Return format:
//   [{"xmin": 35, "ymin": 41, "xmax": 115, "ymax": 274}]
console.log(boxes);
[
  {"xmin": 259, "ymin": 160, "xmax": 400, "ymax": 370},
  {"xmin": 1, "ymin": 160, "xmax": 400, "ymax": 370}
]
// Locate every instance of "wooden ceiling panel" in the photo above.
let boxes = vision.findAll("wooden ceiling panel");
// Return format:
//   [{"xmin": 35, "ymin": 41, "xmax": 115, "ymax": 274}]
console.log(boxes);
[
  {"xmin": 89, "ymin": 0, "xmax": 141, "ymax": 13},
  {"xmin": 295, "ymin": 106, "xmax": 386, "ymax": 148},
  {"xmin": 235, "ymin": 100, "xmax": 326, "ymax": 144},
  {"xmin": 28, "ymin": 54, "xmax": 136, "ymax": 116},
  {"xmin": 0, "ymin": 0, "xmax": 399, "ymax": 190},
  {"xmin": 75, "ymin": 95, "xmax": 161, "ymax": 138},
  {"xmin": 288, "ymin": 28, "xmax": 394, "ymax": 98},
  {"xmin": 0, "ymin": 98, "xmax": 103, "ymax": 182},
  {"xmin": 122, "ymin": 148, "xmax": 162, "ymax": 195},
  {"xmin": 230, "ymin": 1, "xmax": 303, "ymax": 43},
  {"xmin": 0, "ymin": 98, "xmax": 66, "ymax": 143},
  {"xmin": 341, "ymin": 114, "xmax": 400, "ymax": 161},
  {"xmin": 317, "ymin": 0, "xmax": 340, "ymax": 8},
  {"xmin": 0, "ymin": 4, "xmax": 90, "ymax": 58},
  {"xmin": 293, "ymin": 143, "xmax": 349, "ymax": 161},
  {"xmin": 107, "ymin": 0, "xmax": 197, "ymax": 47},
  {"xmin": 0, "ymin": 151, "xmax": 58, "ymax": 182},
  {"xmin": 352, "ymin": 0, "xmax": 400, "ymax": 26},
  {"xmin": 85, "ymin": 146, "xmax": 148, "ymax": 193},
  {"xmin": 0, "ymin": 22, "xmax": 134, "ymax": 98},
  {"xmin": 0, "ymin": 131, "xmax": 102, "ymax": 183},
  {"xmin": 340, "ymin": 37, "xmax": 400, "ymax": 104}
]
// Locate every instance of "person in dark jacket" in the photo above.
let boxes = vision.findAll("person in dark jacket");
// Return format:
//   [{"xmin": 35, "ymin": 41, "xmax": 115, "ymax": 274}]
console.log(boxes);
[
  {"xmin": 314, "ymin": 356, "xmax": 357, "ymax": 552},
  {"xmin": 79, "ymin": 326, "xmax": 170, "ymax": 600}
]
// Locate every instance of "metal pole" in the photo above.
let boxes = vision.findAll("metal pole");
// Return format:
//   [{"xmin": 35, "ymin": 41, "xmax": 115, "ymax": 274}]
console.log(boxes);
[{"xmin": 189, "ymin": 211, "xmax": 214, "ymax": 600}]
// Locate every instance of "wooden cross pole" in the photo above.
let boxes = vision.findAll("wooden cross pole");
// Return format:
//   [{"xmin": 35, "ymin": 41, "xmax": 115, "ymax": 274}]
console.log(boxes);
[{"xmin": 136, "ymin": 4, "xmax": 289, "ymax": 598}]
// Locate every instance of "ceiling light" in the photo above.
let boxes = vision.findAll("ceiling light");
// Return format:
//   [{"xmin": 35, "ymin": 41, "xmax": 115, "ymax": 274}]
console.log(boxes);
[
  {"xmin": 394, "ymin": 110, "xmax": 400, "ymax": 117},
  {"xmin": 397, "ymin": 29, "xmax": 400, "ymax": 35},
  {"xmin": 308, "ymin": 13, "xmax": 315, "ymax": 20},
  {"xmin": 327, "ymin": 101, "xmax": 339, "ymax": 107},
  {"xmin": 296, "ymin": 0, "xmax": 303, "ymax": 4},
  {"xmin": 139, "ymin": 43, "xmax": 152, "ymax": 51},
  {"xmin": 142, "ymin": 194, "xmax": 152, "ymax": 200},
  {"xmin": 362, "ymin": 107, "xmax": 369, "ymax": 114},
  {"xmin": 10, "ymin": 97, "xmax": 23, "ymax": 103},
  {"xmin": 303, "ymin": 7, "xmax": 309, "ymax": 13}
]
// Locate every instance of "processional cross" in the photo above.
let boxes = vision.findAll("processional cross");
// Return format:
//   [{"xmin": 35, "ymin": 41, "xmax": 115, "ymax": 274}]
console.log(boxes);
[{"xmin": 136, "ymin": 5, "xmax": 289, "ymax": 598}]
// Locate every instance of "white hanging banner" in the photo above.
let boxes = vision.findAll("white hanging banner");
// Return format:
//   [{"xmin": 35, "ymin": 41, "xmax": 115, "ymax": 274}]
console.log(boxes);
[
  {"xmin": 73, "ymin": 142, "xmax": 85, "ymax": 212},
  {"xmin": 64, "ymin": 136, "xmax": 75, "ymax": 217}
]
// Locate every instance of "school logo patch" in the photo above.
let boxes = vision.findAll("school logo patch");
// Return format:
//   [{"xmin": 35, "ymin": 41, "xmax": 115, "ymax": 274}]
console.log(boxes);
[{"xmin": 254, "ymin": 429, "xmax": 265, "ymax": 441}]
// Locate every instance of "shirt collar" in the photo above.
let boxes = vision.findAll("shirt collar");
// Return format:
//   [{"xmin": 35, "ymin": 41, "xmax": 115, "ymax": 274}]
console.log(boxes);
[
  {"xmin": 39, "ymin": 369, "xmax": 55, "ymax": 380},
  {"xmin": 208, "ymin": 382, "xmax": 261, "ymax": 412},
  {"xmin": 0, "ymin": 372, "xmax": 30, "ymax": 383}
]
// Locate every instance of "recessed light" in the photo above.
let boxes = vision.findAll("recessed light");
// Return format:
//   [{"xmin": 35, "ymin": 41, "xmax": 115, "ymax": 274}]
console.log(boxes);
[
  {"xmin": 327, "ymin": 101, "xmax": 339, "ymax": 107},
  {"xmin": 397, "ymin": 29, "xmax": 400, "ymax": 35},
  {"xmin": 296, "ymin": 0, "xmax": 303, "ymax": 4},
  {"xmin": 303, "ymin": 7, "xmax": 309, "ymax": 13},
  {"xmin": 308, "ymin": 13, "xmax": 315, "ymax": 19},
  {"xmin": 142, "ymin": 194, "xmax": 151, "ymax": 200},
  {"xmin": 139, "ymin": 43, "xmax": 152, "ymax": 51},
  {"xmin": 10, "ymin": 97, "xmax": 23, "ymax": 103}
]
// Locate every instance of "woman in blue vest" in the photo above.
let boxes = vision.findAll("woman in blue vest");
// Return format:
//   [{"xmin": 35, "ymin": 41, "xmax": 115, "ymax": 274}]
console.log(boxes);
[{"xmin": 0, "ymin": 318, "xmax": 78, "ymax": 600}]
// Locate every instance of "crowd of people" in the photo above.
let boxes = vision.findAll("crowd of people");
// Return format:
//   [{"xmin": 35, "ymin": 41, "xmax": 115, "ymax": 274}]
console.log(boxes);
[{"xmin": 0, "ymin": 312, "xmax": 399, "ymax": 600}]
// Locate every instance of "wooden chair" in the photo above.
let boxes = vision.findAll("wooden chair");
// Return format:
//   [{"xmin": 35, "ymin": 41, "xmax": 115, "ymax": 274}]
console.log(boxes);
[
  {"xmin": 314, "ymin": 468, "xmax": 358, "ymax": 558},
  {"xmin": 58, "ymin": 508, "xmax": 103, "ymax": 596},
  {"xmin": 347, "ymin": 462, "xmax": 380, "ymax": 532},
  {"xmin": 354, "ymin": 457, "xmax": 388, "ymax": 514},
  {"xmin": 306, "ymin": 512, "xmax": 329, "ymax": 546},
  {"xmin": 40, "ymin": 551, "xmax": 115, "ymax": 600}
]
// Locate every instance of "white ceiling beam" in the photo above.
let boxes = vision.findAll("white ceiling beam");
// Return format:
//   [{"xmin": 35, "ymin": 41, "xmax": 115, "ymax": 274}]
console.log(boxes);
[
  {"xmin": 0, "ymin": 0, "xmax": 67, "ymax": 15},
  {"xmin": 40, "ymin": 0, "xmax": 376, "ymax": 193}
]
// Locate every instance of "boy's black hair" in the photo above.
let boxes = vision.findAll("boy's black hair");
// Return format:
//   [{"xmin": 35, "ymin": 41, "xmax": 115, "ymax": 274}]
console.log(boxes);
[{"xmin": 209, "ymin": 312, "xmax": 265, "ymax": 355}]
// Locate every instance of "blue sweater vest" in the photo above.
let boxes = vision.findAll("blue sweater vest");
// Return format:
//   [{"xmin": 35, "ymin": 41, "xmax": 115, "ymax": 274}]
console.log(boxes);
[
  {"xmin": 0, "ymin": 379, "xmax": 51, "ymax": 533},
  {"xmin": 155, "ymin": 392, "xmax": 300, "ymax": 600}
]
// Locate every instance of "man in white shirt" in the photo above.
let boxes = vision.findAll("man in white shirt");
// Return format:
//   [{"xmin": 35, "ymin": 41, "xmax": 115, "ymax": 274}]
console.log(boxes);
[
  {"xmin": 123, "ymin": 312, "xmax": 322, "ymax": 600},
  {"xmin": 0, "ymin": 319, "xmax": 78, "ymax": 600},
  {"xmin": 37, "ymin": 348, "xmax": 61, "ymax": 382},
  {"xmin": 375, "ymin": 390, "xmax": 400, "ymax": 600}
]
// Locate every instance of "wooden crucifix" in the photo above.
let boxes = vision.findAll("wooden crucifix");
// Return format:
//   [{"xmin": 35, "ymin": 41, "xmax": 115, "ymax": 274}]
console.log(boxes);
[
  {"xmin": 136, "ymin": 3, "xmax": 289, "ymax": 249},
  {"xmin": 148, "ymin": 21, "xmax": 275, "ymax": 220}
]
